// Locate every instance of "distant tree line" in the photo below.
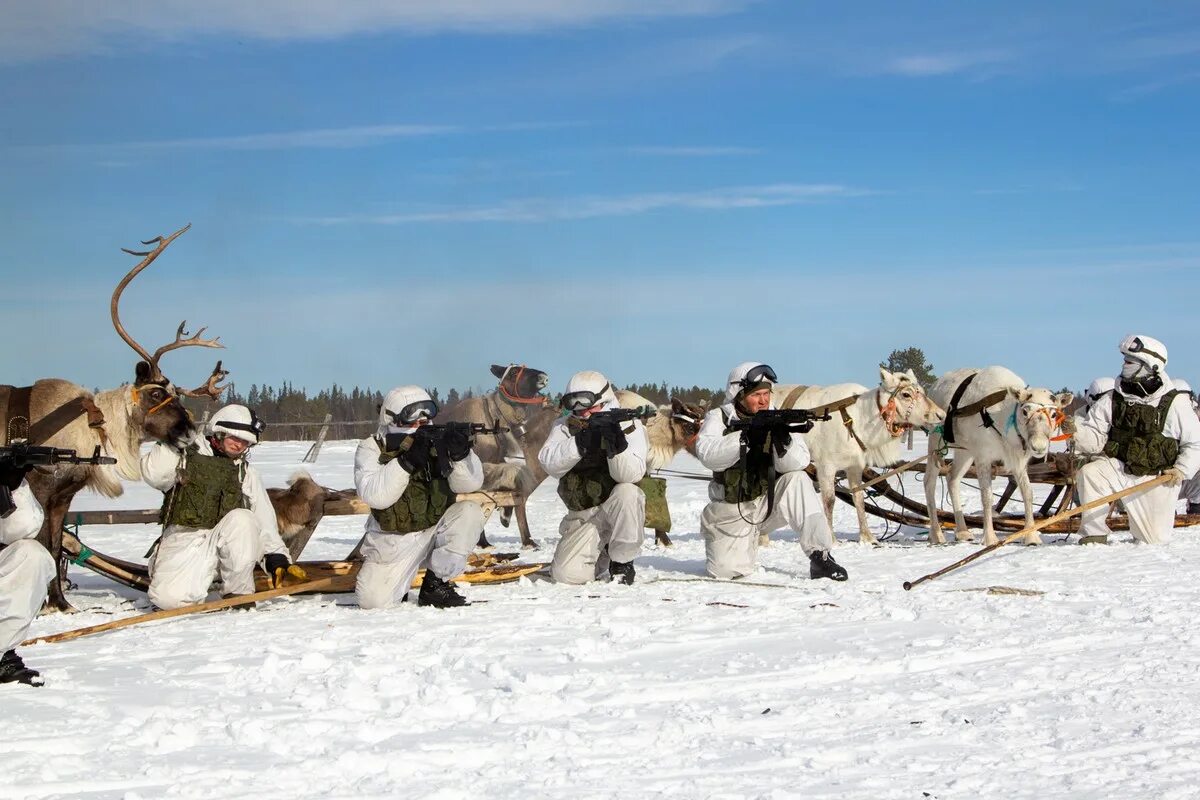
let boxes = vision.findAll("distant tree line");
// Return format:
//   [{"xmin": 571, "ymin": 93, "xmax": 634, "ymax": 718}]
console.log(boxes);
[{"xmin": 177, "ymin": 380, "xmax": 724, "ymax": 441}]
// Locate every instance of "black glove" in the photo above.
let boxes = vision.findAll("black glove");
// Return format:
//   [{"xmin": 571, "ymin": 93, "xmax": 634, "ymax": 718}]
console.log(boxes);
[
  {"xmin": 771, "ymin": 428, "xmax": 792, "ymax": 457},
  {"xmin": 264, "ymin": 553, "xmax": 290, "ymax": 576},
  {"xmin": 600, "ymin": 424, "xmax": 629, "ymax": 456},
  {"xmin": 396, "ymin": 435, "xmax": 433, "ymax": 475},
  {"xmin": 0, "ymin": 462, "xmax": 32, "ymax": 492},
  {"xmin": 574, "ymin": 426, "xmax": 601, "ymax": 458},
  {"xmin": 444, "ymin": 425, "xmax": 474, "ymax": 462}
]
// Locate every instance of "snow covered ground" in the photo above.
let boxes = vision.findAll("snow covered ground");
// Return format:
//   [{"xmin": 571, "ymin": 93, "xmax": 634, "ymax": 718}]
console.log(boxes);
[{"xmin": 6, "ymin": 438, "xmax": 1200, "ymax": 799}]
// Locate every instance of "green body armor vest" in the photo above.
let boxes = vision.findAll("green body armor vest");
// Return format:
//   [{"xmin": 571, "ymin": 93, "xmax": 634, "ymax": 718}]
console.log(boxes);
[
  {"xmin": 372, "ymin": 441, "xmax": 453, "ymax": 534},
  {"xmin": 1103, "ymin": 390, "xmax": 1181, "ymax": 476},
  {"xmin": 713, "ymin": 411, "xmax": 772, "ymax": 503},
  {"xmin": 558, "ymin": 445, "xmax": 619, "ymax": 512},
  {"xmin": 159, "ymin": 444, "xmax": 248, "ymax": 529}
]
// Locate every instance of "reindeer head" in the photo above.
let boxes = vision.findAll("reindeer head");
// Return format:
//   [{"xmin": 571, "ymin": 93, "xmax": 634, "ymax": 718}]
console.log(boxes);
[
  {"xmin": 668, "ymin": 397, "xmax": 706, "ymax": 455},
  {"xmin": 491, "ymin": 363, "xmax": 550, "ymax": 406},
  {"xmin": 1009, "ymin": 387, "xmax": 1074, "ymax": 458},
  {"xmin": 878, "ymin": 367, "xmax": 945, "ymax": 436},
  {"xmin": 112, "ymin": 224, "xmax": 230, "ymax": 445}
]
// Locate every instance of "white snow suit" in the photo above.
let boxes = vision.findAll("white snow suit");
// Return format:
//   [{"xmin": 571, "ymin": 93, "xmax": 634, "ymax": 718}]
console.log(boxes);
[
  {"xmin": 141, "ymin": 437, "xmax": 289, "ymax": 609},
  {"xmin": 0, "ymin": 481, "xmax": 54, "ymax": 651},
  {"xmin": 1074, "ymin": 373, "xmax": 1200, "ymax": 544},
  {"xmin": 538, "ymin": 402, "xmax": 649, "ymax": 584},
  {"xmin": 695, "ymin": 403, "xmax": 834, "ymax": 579},
  {"xmin": 353, "ymin": 435, "xmax": 485, "ymax": 609}
]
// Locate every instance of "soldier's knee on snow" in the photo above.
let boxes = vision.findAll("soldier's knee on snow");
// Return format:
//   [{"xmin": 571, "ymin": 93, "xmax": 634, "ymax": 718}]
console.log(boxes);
[{"xmin": 550, "ymin": 561, "xmax": 594, "ymax": 585}]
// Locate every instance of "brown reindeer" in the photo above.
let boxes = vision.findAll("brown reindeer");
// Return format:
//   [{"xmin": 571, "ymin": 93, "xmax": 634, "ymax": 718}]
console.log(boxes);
[
  {"xmin": 0, "ymin": 224, "xmax": 228, "ymax": 610},
  {"xmin": 442, "ymin": 364, "xmax": 557, "ymax": 548}
]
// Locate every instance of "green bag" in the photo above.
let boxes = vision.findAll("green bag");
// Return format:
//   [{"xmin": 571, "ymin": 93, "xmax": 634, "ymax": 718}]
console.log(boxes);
[{"xmin": 638, "ymin": 475, "xmax": 672, "ymax": 532}]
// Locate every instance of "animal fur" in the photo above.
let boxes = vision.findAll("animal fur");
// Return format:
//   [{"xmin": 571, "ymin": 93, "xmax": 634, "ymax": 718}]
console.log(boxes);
[
  {"xmin": 1, "ymin": 374, "xmax": 196, "ymax": 610},
  {"xmin": 924, "ymin": 367, "xmax": 1072, "ymax": 546},
  {"xmin": 267, "ymin": 470, "xmax": 336, "ymax": 560},
  {"xmin": 773, "ymin": 368, "xmax": 945, "ymax": 544}
]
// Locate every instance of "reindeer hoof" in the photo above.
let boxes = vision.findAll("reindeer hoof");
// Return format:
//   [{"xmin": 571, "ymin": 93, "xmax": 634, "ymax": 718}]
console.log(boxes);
[
  {"xmin": 654, "ymin": 530, "xmax": 673, "ymax": 547},
  {"xmin": 1023, "ymin": 537, "xmax": 1041, "ymax": 547},
  {"xmin": 982, "ymin": 536, "xmax": 999, "ymax": 547},
  {"xmin": 521, "ymin": 540, "xmax": 540, "ymax": 551},
  {"xmin": 758, "ymin": 534, "xmax": 771, "ymax": 547},
  {"xmin": 954, "ymin": 531, "xmax": 974, "ymax": 543}
]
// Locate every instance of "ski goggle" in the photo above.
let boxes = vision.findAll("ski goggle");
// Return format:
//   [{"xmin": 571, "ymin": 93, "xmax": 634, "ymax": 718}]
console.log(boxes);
[
  {"xmin": 216, "ymin": 411, "xmax": 266, "ymax": 438},
  {"xmin": 1124, "ymin": 337, "xmax": 1166, "ymax": 364},
  {"xmin": 560, "ymin": 383, "xmax": 611, "ymax": 412},
  {"xmin": 732, "ymin": 364, "xmax": 778, "ymax": 390},
  {"xmin": 386, "ymin": 399, "xmax": 439, "ymax": 425}
]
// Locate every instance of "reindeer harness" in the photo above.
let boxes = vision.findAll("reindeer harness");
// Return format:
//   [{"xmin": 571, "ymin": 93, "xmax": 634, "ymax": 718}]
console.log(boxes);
[{"xmin": 1, "ymin": 384, "xmax": 107, "ymax": 448}]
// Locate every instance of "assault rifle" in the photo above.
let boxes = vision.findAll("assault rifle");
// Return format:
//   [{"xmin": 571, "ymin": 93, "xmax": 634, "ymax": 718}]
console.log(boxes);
[
  {"xmin": 725, "ymin": 407, "xmax": 832, "ymax": 436},
  {"xmin": 573, "ymin": 405, "xmax": 657, "ymax": 429},
  {"xmin": 382, "ymin": 422, "xmax": 511, "ymax": 454},
  {"xmin": 0, "ymin": 443, "xmax": 117, "ymax": 518}
]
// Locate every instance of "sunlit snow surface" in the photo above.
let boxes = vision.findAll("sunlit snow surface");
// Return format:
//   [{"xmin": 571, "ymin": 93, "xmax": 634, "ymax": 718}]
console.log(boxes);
[{"xmin": 7, "ymin": 437, "xmax": 1200, "ymax": 800}]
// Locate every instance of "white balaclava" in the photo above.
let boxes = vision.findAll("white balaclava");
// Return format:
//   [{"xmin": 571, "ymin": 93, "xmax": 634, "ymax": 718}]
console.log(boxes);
[
  {"xmin": 724, "ymin": 361, "xmax": 776, "ymax": 405},
  {"xmin": 378, "ymin": 385, "xmax": 436, "ymax": 436},
  {"xmin": 563, "ymin": 371, "xmax": 616, "ymax": 411},
  {"xmin": 1119, "ymin": 334, "xmax": 1168, "ymax": 378}
]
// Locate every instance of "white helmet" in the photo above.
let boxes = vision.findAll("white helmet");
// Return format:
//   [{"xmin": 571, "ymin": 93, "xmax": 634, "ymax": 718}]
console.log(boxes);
[
  {"xmin": 379, "ymin": 386, "xmax": 438, "ymax": 435},
  {"xmin": 561, "ymin": 370, "xmax": 616, "ymax": 413},
  {"xmin": 724, "ymin": 361, "xmax": 778, "ymax": 404},
  {"xmin": 208, "ymin": 404, "xmax": 266, "ymax": 446},
  {"xmin": 1085, "ymin": 376, "xmax": 1116, "ymax": 402},
  {"xmin": 1119, "ymin": 334, "xmax": 1168, "ymax": 372}
]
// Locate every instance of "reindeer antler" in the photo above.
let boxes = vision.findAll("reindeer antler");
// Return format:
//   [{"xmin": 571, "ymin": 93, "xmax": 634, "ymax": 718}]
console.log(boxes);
[
  {"xmin": 151, "ymin": 320, "xmax": 223, "ymax": 364},
  {"xmin": 110, "ymin": 223, "xmax": 226, "ymax": 382},
  {"xmin": 180, "ymin": 360, "xmax": 230, "ymax": 400}
]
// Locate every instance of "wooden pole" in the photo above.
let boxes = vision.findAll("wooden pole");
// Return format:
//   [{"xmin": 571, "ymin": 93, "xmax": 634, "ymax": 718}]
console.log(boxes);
[
  {"xmin": 22, "ymin": 577, "xmax": 338, "ymax": 647},
  {"xmin": 902, "ymin": 473, "xmax": 1172, "ymax": 591},
  {"xmin": 302, "ymin": 413, "xmax": 334, "ymax": 463}
]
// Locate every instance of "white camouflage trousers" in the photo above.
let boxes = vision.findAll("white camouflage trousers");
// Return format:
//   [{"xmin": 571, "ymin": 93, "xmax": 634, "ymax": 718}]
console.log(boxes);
[
  {"xmin": 356, "ymin": 500, "xmax": 485, "ymax": 609},
  {"xmin": 551, "ymin": 482, "xmax": 645, "ymax": 584},
  {"xmin": 0, "ymin": 540, "xmax": 55, "ymax": 652},
  {"xmin": 701, "ymin": 470, "xmax": 834, "ymax": 579},
  {"xmin": 148, "ymin": 508, "xmax": 262, "ymax": 610},
  {"xmin": 1078, "ymin": 457, "xmax": 1177, "ymax": 545}
]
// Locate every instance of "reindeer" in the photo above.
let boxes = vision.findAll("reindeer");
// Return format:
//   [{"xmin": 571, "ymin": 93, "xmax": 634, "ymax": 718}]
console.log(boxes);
[
  {"xmin": 924, "ymin": 366, "xmax": 1072, "ymax": 546},
  {"xmin": 0, "ymin": 225, "xmax": 227, "ymax": 610},
  {"xmin": 614, "ymin": 389, "xmax": 705, "ymax": 546},
  {"xmin": 773, "ymin": 368, "xmax": 945, "ymax": 545},
  {"xmin": 441, "ymin": 364, "xmax": 558, "ymax": 548}
]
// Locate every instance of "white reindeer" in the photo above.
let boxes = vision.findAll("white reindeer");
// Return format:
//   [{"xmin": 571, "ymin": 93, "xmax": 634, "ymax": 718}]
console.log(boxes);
[
  {"xmin": 774, "ymin": 368, "xmax": 945, "ymax": 544},
  {"xmin": 924, "ymin": 367, "xmax": 1072, "ymax": 546}
]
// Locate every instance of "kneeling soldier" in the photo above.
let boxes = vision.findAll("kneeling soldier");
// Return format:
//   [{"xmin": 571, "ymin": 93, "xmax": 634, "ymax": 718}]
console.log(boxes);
[
  {"xmin": 696, "ymin": 362, "xmax": 847, "ymax": 581},
  {"xmin": 142, "ymin": 404, "xmax": 302, "ymax": 610},
  {"xmin": 1074, "ymin": 335, "xmax": 1200, "ymax": 544},
  {"xmin": 0, "ymin": 470, "xmax": 54, "ymax": 686},
  {"xmin": 539, "ymin": 371, "xmax": 649, "ymax": 585},
  {"xmin": 355, "ymin": 386, "xmax": 485, "ymax": 609}
]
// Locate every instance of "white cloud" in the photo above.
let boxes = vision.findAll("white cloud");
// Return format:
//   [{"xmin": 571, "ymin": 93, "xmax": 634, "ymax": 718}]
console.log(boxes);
[
  {"xmin": 884, "ymin": 50, "xmax": 1012, "ymax": 77},
  {"xmin": 299, "ymin": 183, "xmax": 868, "ymax": 224},
  {"xmin": 0, "ymin": 1, "xmax": 752, "ymax": 63}
]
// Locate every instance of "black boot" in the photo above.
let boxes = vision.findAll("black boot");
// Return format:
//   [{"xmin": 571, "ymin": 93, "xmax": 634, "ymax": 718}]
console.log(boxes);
[
  {"xmin": 1188, "ymin": 502, "xmax": 1200, "ymax": 515},
  {"xmin": 418, "ymin": 571, "xmax": 469, "ymax": 608},
  {"xmin": 809, "ymin": 551, "xmax": 848, "ymax": 582},
  {"xmin": 608, "ymin": 560, "xmax": 636, "ymax": 585},
  {"xmin": 0, "ymin": 649, "xmax": 43, "ymax": 687}
]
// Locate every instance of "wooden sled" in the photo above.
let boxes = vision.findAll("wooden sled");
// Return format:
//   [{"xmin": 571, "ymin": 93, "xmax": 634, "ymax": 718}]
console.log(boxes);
[
  {"xmin": 838, "ymin": 466, "xmax": 1200, "ymax": 534},
  {"xmin": 60, "ymin": 529, "xmax": 546, "ymax": 595}
]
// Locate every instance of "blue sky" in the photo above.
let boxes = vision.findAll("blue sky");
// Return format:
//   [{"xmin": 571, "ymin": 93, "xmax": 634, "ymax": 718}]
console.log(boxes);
[{"xmin": 1, "ymin": 1, "xmax": 1198, "ymax": 397}]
